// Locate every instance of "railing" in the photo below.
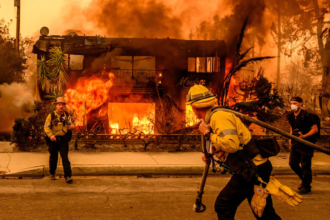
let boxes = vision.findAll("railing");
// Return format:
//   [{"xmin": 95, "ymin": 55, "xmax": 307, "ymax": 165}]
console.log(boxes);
[
  {"xmin": 73, "ymin": 133, "xmax": 330, "ymax": 141},
  {"xmin": 110, "ymin": 69, "xmax": 162, "ymax": 85},
  {"xmin": 74, "ymin": 133, "xmax": 201, "ymax": 141}
]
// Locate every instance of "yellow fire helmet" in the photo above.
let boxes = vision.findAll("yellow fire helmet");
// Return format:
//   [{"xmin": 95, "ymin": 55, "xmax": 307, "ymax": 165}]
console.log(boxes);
[{"xmin": 186, "ymin": 85, "xmax": 217, "ymax": 108}]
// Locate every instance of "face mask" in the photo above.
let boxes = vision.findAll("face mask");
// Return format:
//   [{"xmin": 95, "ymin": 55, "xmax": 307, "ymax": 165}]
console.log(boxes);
[{"xmin": 291, "ymin": 104, "xmax": 298, "ymax": 112}]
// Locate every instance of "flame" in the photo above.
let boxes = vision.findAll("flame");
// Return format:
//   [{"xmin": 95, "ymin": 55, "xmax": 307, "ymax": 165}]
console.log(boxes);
[
  {"xmin": 186, "ymin": 104, "xmax": 200, "ymax": 126},
  {"xmin": 108, "ymin": 103, "xmax": 155, "ymax": 134},
  {"xmin": 65, "ymin": 73, "xmax": 114, "ymax": 125},
  {"xmin": 110, "ymin": 122, "xmax": 119, "ymax": 134},
  {"xmin": 132, "ymin": 114, "xmax": 154, "ymax": 134}
]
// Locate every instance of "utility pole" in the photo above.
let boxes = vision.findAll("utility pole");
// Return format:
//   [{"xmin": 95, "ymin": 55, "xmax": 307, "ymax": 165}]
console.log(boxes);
[
  {"xmin": 277, "ymin": 0, "xmax": 281, "ymax": 90},
  {"xmin": 14, "ymin": 0, "xmax": 21, "ymax": 55}
]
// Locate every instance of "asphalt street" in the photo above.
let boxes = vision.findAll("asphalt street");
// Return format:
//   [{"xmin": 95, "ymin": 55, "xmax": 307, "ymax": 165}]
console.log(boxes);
[{"xmin": 0, "ymin": 175, "xmax": 329, "ymax": 220}]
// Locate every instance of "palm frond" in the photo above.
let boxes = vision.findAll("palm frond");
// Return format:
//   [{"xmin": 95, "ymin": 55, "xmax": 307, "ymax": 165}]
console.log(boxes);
[
  {"xmin": 219, "ymin": 15, "xmax": 275, "ymax": 106},
  {"xmin": 43, "ymin": 92, "xmax": 63, "ymax": 101},
  {"xmin": 37, "ymin": 55, "xmax": 52, "ymax": 92},
  {"xmin": 236, "ymin": 15, "xmax": 250, "ymax": 55},
  {"xmin": 230, "ymin": 56, "xmax": 275, "ymax": 74},
  {"xmin": 57, "ymin": 70, "xmax": 69, "ymax": 93},
  {"xmin": 37, "ymin": 56, "xmax": 49, "ymax": 79},
  {"xmin": 238, "ymin": 47, "xmax": 253, "ymax": 61},
  {"xmin": 46, "ymin": 47, "xmax": 68, "ymax": 92}
]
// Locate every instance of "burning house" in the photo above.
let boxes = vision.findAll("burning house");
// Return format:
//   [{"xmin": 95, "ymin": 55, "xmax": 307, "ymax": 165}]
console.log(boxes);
[{"xmin": 32, "ymin": 28, "xmax": 227, "ymax": 135}]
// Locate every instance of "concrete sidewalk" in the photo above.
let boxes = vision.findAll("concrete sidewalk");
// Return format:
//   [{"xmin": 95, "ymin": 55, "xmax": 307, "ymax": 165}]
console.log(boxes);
[{"xmin": 1, "ymin": 151, "xmax": 330, "ymax": 177}]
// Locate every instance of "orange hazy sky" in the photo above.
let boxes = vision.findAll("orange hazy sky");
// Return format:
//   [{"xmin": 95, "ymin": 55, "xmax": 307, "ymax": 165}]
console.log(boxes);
[
  {"xmin": 0, "ymin": 0, "xmax": 231, "ymax": 39},
  {"xmin": 0, "ymin": 0, "xmax": 92, "ymax": 38}
]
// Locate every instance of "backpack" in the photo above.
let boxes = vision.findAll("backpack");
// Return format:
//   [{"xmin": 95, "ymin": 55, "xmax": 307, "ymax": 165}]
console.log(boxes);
[{"xmin": 44, "ymin": 111, "xmax": 72, "ymax": 145}]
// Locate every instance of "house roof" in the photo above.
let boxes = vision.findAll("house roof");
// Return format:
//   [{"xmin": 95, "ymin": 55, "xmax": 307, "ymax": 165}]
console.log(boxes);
[{"xmin": 32, "ymin": 35, "xmax": 227, "ymax": 57}]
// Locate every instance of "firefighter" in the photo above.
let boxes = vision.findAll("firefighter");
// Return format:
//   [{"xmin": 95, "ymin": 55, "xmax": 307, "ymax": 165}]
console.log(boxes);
[
  {"xmin": 288, "ymin": 97, "xmax": 318, "ymax": 194},
  {"xmin": 186, "ymin": 85, "xmax": 282, "ymax": 220},
  {"xmin": 44, "ymin": 97, "xmax": 75, "ymax": 183}
]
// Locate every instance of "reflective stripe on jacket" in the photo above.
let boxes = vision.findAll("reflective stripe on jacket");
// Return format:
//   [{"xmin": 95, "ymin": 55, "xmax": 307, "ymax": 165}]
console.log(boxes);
[{"xmin": 205, "ymin": 107, "xmax": 267, "ymax": 165}]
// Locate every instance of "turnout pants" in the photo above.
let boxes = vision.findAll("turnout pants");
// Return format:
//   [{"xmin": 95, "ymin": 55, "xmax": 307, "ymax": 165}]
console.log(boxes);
[
  {"xmin": 215, "ymin": 160, "xmax": 281, "ymax": 220},
  {"xmin": 289, "ymin": 146, "xmax": 313, "ymax": 190},
  {"xmin": 48, "ymin": 136, "xmax": 72, "ymax": 178}
]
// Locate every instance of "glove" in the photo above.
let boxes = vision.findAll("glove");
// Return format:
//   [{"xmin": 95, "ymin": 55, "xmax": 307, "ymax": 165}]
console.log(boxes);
[
  {"xmin": 201, "ymin": 154, "xmax": 211, "ymax": 164},
  {"xmin": 265, "ymin": 177, "xmax": 303, "ymax": 207},
  {"xmin": 251, "ymin": 185, "xmax": 269, "ymax": 217}
]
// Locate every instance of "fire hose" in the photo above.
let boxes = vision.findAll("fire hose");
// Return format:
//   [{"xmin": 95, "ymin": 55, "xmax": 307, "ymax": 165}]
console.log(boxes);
[
  {"xmin": 193, "ymin": 108, "xmax": 330, "ymax": 213},
  {"xmin": 219, "ymin": 108, "xmax": 330, "ymax": 156}
]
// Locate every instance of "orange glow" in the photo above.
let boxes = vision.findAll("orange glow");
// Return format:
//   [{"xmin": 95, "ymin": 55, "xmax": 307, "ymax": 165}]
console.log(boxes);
[
  {"xmin": 224, "ymin": 59, "xmax": 240, "ymax": 106},
  {"xmin": 108, "ymin": 103, "xmax": 155, "ymax": 134},
  {"xmin": 225, "ymin": 58, "xmax": 232, "ymax": 74},
  {"xmin": 133, "ymin": 114, "xmax": 154, "ymax": 134},
  {"xmin": 185, "ymin": 104, "xmax": 200, "ymax": 126},
  {"xmin": 65, "ymin": 73, "xmax": 114, "ymax": 125}
]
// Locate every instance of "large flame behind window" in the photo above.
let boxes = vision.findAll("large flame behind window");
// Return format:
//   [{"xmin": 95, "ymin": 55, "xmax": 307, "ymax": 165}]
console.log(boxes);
[{"xmin": 108, "ymin": 103, "xmax": 155, "ymax": 134}]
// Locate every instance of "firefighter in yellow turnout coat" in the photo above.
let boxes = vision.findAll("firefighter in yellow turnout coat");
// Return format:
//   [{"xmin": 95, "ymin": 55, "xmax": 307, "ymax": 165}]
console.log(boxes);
[{"xmin": 187, "ymin": 85, "xmax": 301, "ymax": 220}]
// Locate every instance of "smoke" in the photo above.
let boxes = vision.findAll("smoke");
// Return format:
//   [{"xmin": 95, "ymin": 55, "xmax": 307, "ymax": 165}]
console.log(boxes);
[
  {"xmin": 55, "ymin": 0, "xmax": 273, "ymax": 48},
  {"xmin": 88, "ymin": 0, "xmax": 183, "ymax": 38},
  {"xmin": 191, "ymin": 0, "xmax": 279, "ymax": 81},
  {"xmin": 56, "ymin": 0, "xmax": 236, "ymax": 39},
  {"xmin": 0, "ymin": 43, "xmax": 37, "ymax": 134},
  {"xmin": 0, "ymin": 83, "xmax": 34, "ymax": 133},
  {"xmin": 58, "ymin": 0, "xmax": 185, "ymax": 39},
  {"xmin": 56, "ymin": 0, "xmax": 273, "ymax": 57},
  {"xmin": 194, "ymin": 0, "xmax": 268, "ymax": 55}
]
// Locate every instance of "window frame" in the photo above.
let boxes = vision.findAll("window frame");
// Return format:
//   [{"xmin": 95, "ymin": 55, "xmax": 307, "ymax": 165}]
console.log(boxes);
[{"xmin": 188, "ymin": 57, "xmax": 220, "ymax": 73}]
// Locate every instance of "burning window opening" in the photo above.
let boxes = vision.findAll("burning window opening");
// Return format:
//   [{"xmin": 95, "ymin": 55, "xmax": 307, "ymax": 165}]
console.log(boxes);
[{"xmin": 108, "ymin": 103, "xmax": 155, "ymax": 134}]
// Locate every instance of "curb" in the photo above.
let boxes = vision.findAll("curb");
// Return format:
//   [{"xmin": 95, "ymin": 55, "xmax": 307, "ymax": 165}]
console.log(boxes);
[{"xmin": 3, "ymin": 165, "xmax": 330, "ymax": 177}]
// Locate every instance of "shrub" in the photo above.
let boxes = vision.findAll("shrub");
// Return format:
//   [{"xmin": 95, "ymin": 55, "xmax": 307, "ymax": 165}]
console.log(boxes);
[{"xmin": 11, "ymin": 101, "xmax": 55, "ymax": 150}]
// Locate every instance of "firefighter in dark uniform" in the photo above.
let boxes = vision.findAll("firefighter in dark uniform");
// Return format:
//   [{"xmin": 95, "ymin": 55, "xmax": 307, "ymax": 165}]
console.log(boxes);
[
  {"xmin": 44, "ymin": 97, "xmax": 75, "ymax": 183},
  {"xmin": 186, "ymin": 85, "xmax": 289, "ymax": 220},
  {"xmin": 288, "ymin": 97, "xmax": 318, "ymax": 194}
]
